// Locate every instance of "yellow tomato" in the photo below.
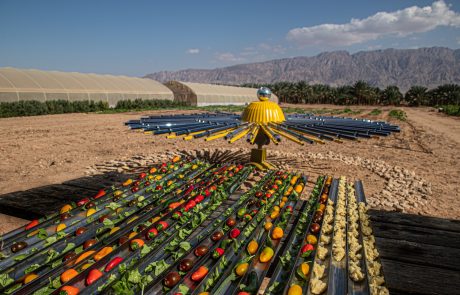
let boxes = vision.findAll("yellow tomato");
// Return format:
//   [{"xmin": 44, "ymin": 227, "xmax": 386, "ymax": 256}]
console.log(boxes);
[
  {"xmin": 288, "ymin": 284, "xmax": 303, "ymax": 295},
  {"xmin": 56, "ymin": 223, "xmax": 66, "ymax": 232},
  {"xmin": 60, "ymin": 204, "xmax": 73, "ymax": 214},
  {"xmin": 109, "ymin": 227, "xmax": 120, "ymax": 234},
  {"xmin": 299, "ymin": 262, "xmax": 310, "ymax": 276},
  {"xmin": 279, "ymin": 201, "xmax": 286, "ymax": 208},
  {"xmin": 295, "ymin": 184, "xmax": 304, "ymax": 194},
  {"xmin": 273, "ymin": 205, "xmax": 280, "ymax": 212},
  {"xmin": 86, "ymin": 208, "xmax": 96, "ymax": 217},
  {"xmin": 282, "ymin": 197, "xmax": 288, "ymax": 202},
  {"xmin": 81, "ymin": 262, "xmax": 93, "ymax": 270},
  {"xmin": 270, "ymin": 210, "xmax": 280, "ymax": 219},
  {"xmin": 259, "ymin": 247, "xmax": 274, "ymax": 263},
  {"xmin": 122, "ymin": 179, "xmax": 133, "ymax": 186},
  {"xmin": 247, "ymin": 240, "xmax": 259, "ymax": 255},
  {"xmin": 264, "ymin": 222, "xmax": 273, "ymax": 231},
  {"xmin": 271, "ymin": 227, "xmax": 284, "ymax": 240},
  {"xmin": 113, "ymin": 190, "xmax": 123, "ymax": 197},
  {"xmin": 128, "ymin": 232, "xmax": 138, "ymax": 239},
  {"xmin": 235, "ymin": 263, "xmax": 249, "ymax": 276},
  {"xmin": 306, "ymin": 234, "xmax": 317, "ymax": 245}
]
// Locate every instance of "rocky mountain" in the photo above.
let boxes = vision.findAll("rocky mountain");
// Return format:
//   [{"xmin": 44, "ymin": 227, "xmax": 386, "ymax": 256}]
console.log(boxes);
[{"xmin": 145, "ymin": 47, "xmax": 460, "ymax": 92}]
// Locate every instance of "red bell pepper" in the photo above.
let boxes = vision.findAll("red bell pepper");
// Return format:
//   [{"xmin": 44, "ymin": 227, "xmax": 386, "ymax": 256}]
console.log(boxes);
[
  {"xmin": 212, "ymin": 248, "xmax": 224, "ymax": 259},
  {"xmin": 156, "ymin": 221, "xmax": 168, "ymax": 231},
  {"xmin": 138, "ymin": 172, "xmax": 147, "ymax": 179},
  {"xmin": 172, "ymin": 211, "xmax": 182, "ymax": 220},
  {"xmin": 131, "ymin": 187, "xmax": 139, "ymax": 193},
  {"xmin": 77, "ymin": 198, "xmax": 90, "ymax": 207},
  {"xmin": 93, "ymin": 189, "xmax": 106, "ymax": 199},
  {"xmin": 105, "ymin": 257, "xmax": 123, "ymax": 272},
  {"xmin": 184, "ymin": 200, "xmax": 196, "ymax": 212},
  {"xmin": 301, "ymin": 244, "xmax": 314, "ymax": 258},
  {"xmin": 25, "ymin": 219, "xmax": 39, "ymax": 230},
  {"xmin": 146, "ymin": 228, "xmax": 159, "ymax": 240},
  {"xmin": 86, "ymin": 269, "xmax": 103, "ymax": 286},
  {"xmin": 194, "ymin": 194, "xmax": 205, "ymax": 203}
]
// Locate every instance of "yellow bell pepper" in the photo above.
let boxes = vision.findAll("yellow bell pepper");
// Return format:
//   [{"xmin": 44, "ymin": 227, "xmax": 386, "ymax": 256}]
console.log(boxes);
[{"xmin": 94, "ymin": 246, "xmax": 113, "ymax": 261}]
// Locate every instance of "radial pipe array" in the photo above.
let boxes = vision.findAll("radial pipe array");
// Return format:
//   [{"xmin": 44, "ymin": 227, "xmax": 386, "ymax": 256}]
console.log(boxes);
[{"xmin": 125, "ymin": 112, "xmax": 400, "ymax": 145}]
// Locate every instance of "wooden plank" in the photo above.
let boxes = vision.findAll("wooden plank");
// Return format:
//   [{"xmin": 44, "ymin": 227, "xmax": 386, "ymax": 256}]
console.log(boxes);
[
  {"xmin": 381, "ymin": 258, "xmax": 460, "ymax": 295},
  {"xmin": 371, "ymin": 221, "xmax": 460, "ymax": 249},
  {"xmin": 369, "ymin": 209, "xmax": 460, "ymax": 233},
  {"xmin": 375, "ymin": 237, "xmax": 460, "ymax": 271}
]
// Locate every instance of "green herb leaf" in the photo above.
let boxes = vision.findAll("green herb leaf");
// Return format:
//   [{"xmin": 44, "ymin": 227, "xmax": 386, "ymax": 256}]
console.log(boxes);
[
  {"xmin": 37, "ymin": 229, "xmax": 48, "ymax": 240},
  {"xmin": 0, "ymin": 273, "xmax": 14, "ymax": 288}
]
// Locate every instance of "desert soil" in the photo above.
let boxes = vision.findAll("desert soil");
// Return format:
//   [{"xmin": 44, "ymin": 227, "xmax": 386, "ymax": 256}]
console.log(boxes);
[{"xmin": 0, "ymin": 105, "xmax": 459, "ymax": 234}]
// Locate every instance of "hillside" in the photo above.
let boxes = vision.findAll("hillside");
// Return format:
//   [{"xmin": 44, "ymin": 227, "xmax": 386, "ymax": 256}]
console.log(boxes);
[{"xmin": 145, "ymin": 47, "xmax": 460, "ymax": 91}]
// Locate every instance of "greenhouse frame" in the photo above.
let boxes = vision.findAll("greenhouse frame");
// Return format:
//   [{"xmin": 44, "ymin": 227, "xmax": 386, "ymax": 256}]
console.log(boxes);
[
  {"xmin": 164, "ymin": 81, "xmax": 278, "ymax": 106},
  {"xmin": 0, "ymin": 67, "xmax": 174, "ymax": 106}
]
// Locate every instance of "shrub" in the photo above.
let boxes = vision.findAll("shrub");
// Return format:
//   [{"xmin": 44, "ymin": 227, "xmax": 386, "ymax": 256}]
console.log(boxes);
[
  {"xmin": 389, "ymin": 109, "xmax": 407, "ymax": 121},
  {"xmin": 0, "ymin": 100, "xmax": 109, "ymax": 118}
]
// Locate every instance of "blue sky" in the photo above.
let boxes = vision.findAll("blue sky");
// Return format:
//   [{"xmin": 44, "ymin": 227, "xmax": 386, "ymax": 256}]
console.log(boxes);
[{"xmin": 0, "ymin": 0, "xmax": 459, "ymax": 76}]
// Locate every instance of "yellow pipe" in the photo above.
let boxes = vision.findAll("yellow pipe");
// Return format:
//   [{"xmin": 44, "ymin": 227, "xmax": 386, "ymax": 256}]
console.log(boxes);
[
  {"xmin": 260, "ymin": 124, "xmax": 278, "ymax": 145},
  {"xmin": 144, "ymin": 131, "xmax": 153, "ymax": 135},
  {"xmin": 270, "ymin": 126, "xmax": 304, "ymax": 145},
  {"xmin": 166, "ymin": 133, "xmax": 177, "ymax": 139},
  {"xmin": 205, "ymin": 127, "xmax": 237, "ymax": 141},
  {"xmin": 229, "ymin": 127, "xmax": 251, "ymax": 143},
  {"xmin": 250, "ymin": 125, "xmax": 260, "ymax": 144},
  {"xmin": 284, "ymin": 127, "xmax": 325, "ymax": 144},
  {"xmin": 182, "ymin": 130, "xmax": 208, "ymax": 140}
]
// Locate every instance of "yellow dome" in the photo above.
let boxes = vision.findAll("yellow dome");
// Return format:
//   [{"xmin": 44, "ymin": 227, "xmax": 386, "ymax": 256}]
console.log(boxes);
[{"xmin": 242, "ymin": 98, "xmax": 285, "ymax": 123}]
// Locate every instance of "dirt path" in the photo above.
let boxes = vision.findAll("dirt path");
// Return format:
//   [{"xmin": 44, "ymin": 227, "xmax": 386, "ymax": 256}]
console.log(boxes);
[{"xmin": 404, "ymin": 107, "xmax": 460, "ymax": 145}]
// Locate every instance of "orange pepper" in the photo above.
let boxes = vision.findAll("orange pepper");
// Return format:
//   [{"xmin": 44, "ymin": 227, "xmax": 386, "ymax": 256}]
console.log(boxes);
[
  {"xmin": 130, "ymin": 239, "xmax": 145, "ymax": 250},
  {"xmin": 60, "ymin": 285, "xmax": 80, "ymax": 295},
  {"xmin": 23, "ymin": 273, "xmax": 38, "ymax": 284},
  {"xmin": 122, "ymin": 179, "xmax": 133, "ymax": 187},
  {"xmin": 74, "ymin": 250, "xmax": 95, "ymax": 265},
  {"xmin": 61, "ymin": 269, "xmax": 79, "ymax": 283},
  {"xmin": 94, "ymin": 246, "xmax": 113, "ymax": 261}
]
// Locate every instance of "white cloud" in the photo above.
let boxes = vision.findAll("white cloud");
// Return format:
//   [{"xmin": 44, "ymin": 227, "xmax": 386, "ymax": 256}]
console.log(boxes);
[
  {"xmin": 186, "ymin": 48, "xmax": 200, "ymax": 54},
  {"xmin": 287, "ymin": 1, "xmax": 460, "ymax": 46},
  {"xmin": 215, "ymin": 52, "xmax": 245, "ymax": 62}
]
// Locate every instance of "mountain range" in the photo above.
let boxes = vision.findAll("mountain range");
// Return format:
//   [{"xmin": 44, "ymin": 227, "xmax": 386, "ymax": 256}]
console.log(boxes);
[{"xmin": 145, "ymin": 47, "xmax": 460, "ymax": 92}]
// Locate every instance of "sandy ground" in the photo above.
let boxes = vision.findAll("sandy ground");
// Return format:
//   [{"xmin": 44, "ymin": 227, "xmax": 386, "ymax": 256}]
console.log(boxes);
[{"xmin": 0, "ymin": 105, "xmax": 459, "ymax": 233}]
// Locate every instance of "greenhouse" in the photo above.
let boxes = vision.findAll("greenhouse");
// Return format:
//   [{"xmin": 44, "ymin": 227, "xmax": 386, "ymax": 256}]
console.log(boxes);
[
  {"xmin": 164, "ymin": 81, "xmax": 278, "ymax": 106},
  {"xmin": 0, "ymin": 67, "xmax": 174, "ymax": 106}
]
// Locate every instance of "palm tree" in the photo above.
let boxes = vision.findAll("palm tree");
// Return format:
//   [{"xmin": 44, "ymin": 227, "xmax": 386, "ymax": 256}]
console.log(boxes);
[
  {"xmin": 381, "ymin": 85, "xmax": 403, "ymax": 106},
  {"xmin": 429, "ymin": 84, "xmax": 460, "ymax": 106},
  {"xmin": 405, "ymin": 86, "xmax": 428, "ymax": 106}
]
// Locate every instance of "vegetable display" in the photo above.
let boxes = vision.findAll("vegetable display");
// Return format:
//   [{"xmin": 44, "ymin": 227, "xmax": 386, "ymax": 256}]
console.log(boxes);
[{"xmin": 0, "ymin": 156, "xmax": 386, "ymax": 295}]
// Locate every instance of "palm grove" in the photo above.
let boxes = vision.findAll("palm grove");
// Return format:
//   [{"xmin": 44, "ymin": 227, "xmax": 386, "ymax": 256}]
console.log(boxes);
[{"xmin": 242, "ymin": 81, "xmax": 460, "ymax": 110}]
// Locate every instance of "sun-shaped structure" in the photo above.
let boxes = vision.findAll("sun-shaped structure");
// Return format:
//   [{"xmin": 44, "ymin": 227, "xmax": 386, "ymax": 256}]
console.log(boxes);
[{"xmin": 126, "ymin": 88, "xmax": 399, "ymax": 169}]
